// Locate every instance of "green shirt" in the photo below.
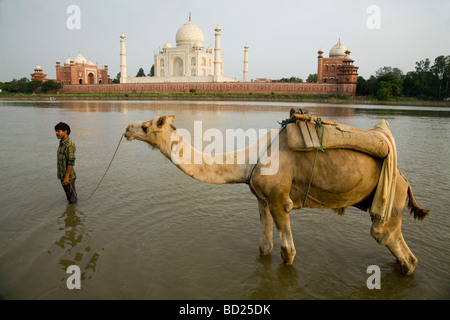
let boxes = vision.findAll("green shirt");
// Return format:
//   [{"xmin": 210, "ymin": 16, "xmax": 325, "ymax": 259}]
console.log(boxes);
[{"xmin": 57, "ymin": 137, "xmax": 76, "ymax": 180}]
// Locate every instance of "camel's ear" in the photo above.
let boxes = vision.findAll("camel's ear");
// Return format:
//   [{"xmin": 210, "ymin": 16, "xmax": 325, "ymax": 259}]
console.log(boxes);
[
  {"xmin": 168, "ymin": 115, "xmax": 175, "ymax": 123},
  {"xmin": 157, "ymin": 116, "xmax": 167, "ymax": 127}
]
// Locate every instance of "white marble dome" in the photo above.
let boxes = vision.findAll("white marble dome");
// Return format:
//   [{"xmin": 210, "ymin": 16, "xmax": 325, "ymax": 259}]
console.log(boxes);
[
  {"xmin": 329, "ymin": 39, "xmax": 348, "ymax": 58},
  {"xmin": 64, "ymin": 56, "xmax": 73, "ymax": 66},
  {"xmin": 74, "ymin": 52, "xmax": 87, "ymax": 65},
  {"xmin": 193, "ymin": 41, "xmax": 203, "ymax": 48},
  {"xmin": 175, "ymin": 19, "xmax": 204, "ymax": 47},
  {"xmin": 343, "ymin": 53, "xmax": 354, "ymax": 62}
]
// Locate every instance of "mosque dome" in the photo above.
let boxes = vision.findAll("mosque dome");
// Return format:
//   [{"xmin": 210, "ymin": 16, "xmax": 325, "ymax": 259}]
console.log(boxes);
[
  {"xmin": 163, "ymin": 41, "xmax": 173, "ymax": 49},
  {"xmin": 64, "ymin": 56, "xmax": 73, "ymax": 66},
  {"xmin": 329, "ymin": 39, "xmax": 348, "ymax": 58},
  {"xmin": 87, "ymin": 59, "xmax": 96, "ymax": 66},
  {"xmin": 34, "ymin": 65, "xmax": 43, "ymax": 71},
  {"xmin": 175, "ymin": 18, "xmax": 204, "ymax": 47},
  {"xmin": 344, "ymin": 54, "xmax": 354, "ymax": 61},
  {"xmin": 74, "ymin": 52, "xmax": 87, "ymax": 65},
  {"xmin": 343, "ymin": 51, "xmax": 354, "ymax": 62}
]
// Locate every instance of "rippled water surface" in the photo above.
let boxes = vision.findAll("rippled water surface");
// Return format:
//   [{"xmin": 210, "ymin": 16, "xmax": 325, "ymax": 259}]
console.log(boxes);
[{"xmin": 0, "ymin": 100, "xmax": 449, "ymax": 299}]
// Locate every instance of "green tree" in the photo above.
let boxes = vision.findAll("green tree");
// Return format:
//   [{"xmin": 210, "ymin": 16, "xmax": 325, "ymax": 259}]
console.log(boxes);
[
  {"xmin": 377, "ymin": 73, "xmax": 402, "ymax": 97},
  {"xmin": 290, "ymin": 76, "xmax": 303, "ymax": 82},
  {"xmin": 113, "ymin": 72, "xmax": 121, "ymax": 83},
  {"xmin": 306, "ymin": 73, "xmax": 317, "ymax": 82},
  {"xmin": 26, "ymin": 80, "xmax": 43, "ymax": 93},
  {"xmin": 414, "ymin": 58, "xmax": 434, "ymax": 97},
  {"xmin": 148, "ymin": 64, "xmax": 154, "ymax": 77},
  {"xmin": 375, "ymin": 66, "xmax": 403, "ymax": 79},
  {"xmin": 403, "ymin": 71, "xmax": 420, "ymax": 97},
  {"xmin": 136, "ymin": 68, "xmax": 145, "ymax": 77},
  {"xmin": 273, "ymin": 77, "xmax": 303, "ymax": 82},
  {"xmin": 356, "ymin": 76, "xmax": 368, "ymax": 95},
  {"xmin": 431, "ymin": 55, "xmax": 450, "ymax": 97},
  {"xmin": 376, "ymin": 85, "xmax": 391, "ymax": 100},
  {"xmin": 376, "ymin": 80, "xmax": 400, "ymax": 100},
  {"xmin": 2, "ymin": 78, "xmax": 27, "ymax": 93},
  {"xmin": 41, "ymin": 80, "xmax": 62, "ymax": 93}
]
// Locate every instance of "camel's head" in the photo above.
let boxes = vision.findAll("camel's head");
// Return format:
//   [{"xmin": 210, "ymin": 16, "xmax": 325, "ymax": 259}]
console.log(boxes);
[{"xmin": 124, "ymin": 115, "xmax": 176, "ymax": 148}]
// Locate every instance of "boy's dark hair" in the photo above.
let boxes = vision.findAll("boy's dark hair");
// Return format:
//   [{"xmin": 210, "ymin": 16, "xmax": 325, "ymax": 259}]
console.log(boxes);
[{"xmin": 54, "ymin": 122, "xmax": 71, "ymax": 135}]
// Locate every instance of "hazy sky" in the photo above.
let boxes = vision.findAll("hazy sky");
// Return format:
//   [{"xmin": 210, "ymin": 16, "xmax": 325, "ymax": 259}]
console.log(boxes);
[{"xmin": 0, "ymin": 0, "xmax": 449, "ymax": 82}]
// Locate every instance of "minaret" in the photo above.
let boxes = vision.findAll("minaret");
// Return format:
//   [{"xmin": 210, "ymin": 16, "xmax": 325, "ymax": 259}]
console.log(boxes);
[
  {"xmin": 120, "ymin": 33, "xmax": 127, "ymax": 83},
  {"xmin": 317, "ymin": 49, "xmax": 323, "ymax": 83},
  {"xmin": 243, "ymin": 44, "xmax": 249, "ymax": 82},
  {"xmin": 214, "ymin": 25, "xmax": 222, "ymax": 80}
]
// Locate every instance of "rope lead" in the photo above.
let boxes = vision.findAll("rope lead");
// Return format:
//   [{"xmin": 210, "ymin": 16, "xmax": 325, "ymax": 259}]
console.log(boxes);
[{"xmin": 74, "ymin": 133, "xmax": 125, "ymax": 201}]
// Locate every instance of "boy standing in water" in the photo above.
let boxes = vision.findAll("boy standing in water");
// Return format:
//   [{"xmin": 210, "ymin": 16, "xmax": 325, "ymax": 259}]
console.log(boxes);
[{"xmin": 55, "ymin": 122, "xmax": 77, "ymax": 204}]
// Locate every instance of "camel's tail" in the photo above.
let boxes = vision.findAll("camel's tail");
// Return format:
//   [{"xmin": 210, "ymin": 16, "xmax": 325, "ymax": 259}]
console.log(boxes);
[{"xmin": 406, "ymin": 180, "xmax": 430, "ymax": 221}]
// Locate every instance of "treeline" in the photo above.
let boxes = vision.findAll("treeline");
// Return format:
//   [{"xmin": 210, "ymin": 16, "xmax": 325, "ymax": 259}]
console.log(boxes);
[
  {"xmin": 357, "ymin": 55, "xmax": 449, "ymax": 100},
  {"xmin": 272, "ymin": 74, "xmax": 318, "ymax": 83},
  {"xmin": 0, "ymin": 78, "xmax": 62, "ymax": 94}
]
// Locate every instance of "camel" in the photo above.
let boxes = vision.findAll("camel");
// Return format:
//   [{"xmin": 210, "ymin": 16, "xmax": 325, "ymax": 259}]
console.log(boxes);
[{"xmin": 124, "ymin": 113, "xmax": 429, "ymax": 275}]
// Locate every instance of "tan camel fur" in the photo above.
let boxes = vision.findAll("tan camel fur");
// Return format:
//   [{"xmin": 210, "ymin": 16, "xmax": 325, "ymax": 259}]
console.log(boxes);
[{"xmin": 124, "ymin": 114, "xmax": 429, "ymax": 275}]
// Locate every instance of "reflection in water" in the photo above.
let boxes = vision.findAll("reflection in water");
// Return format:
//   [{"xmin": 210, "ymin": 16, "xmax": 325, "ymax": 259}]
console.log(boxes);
[
  {"xmin": 244, "ymin": 255, "xmax": 300, "ymax": 299},
  {"xmin": 53, "ymin": 204, "xmax": 101, "ymax": 282}
]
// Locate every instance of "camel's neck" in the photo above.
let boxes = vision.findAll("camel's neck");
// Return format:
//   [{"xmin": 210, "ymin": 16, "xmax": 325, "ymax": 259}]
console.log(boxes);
[{"xmin": 158, "ymin": 133, "xmax": 256, "ymax": 184}]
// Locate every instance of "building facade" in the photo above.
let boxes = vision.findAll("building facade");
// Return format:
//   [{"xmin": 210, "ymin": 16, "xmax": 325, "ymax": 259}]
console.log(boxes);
[
  {"xmin": 121, "ymin": 16, "xmax": 241, "ymax": 83},
  {"xmin": 317, "ymin": 39, "xmax": 358, "ymax": 84},
  {"xmin": 30, "ymin": 66, "xmax": 53, "ymax": 82},
  {"xmin": 56, "ymin": 52, "xmax": 110, "ymax": 85}
]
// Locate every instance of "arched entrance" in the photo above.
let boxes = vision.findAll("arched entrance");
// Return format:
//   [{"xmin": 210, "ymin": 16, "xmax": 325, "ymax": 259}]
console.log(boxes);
[
  {"xmin": 88, "ymin": 73, "xmax": 95, "ymax": 84},
  {"xmin": 172, "ymin": 57, "xmax": 184, "ymax": 76}
]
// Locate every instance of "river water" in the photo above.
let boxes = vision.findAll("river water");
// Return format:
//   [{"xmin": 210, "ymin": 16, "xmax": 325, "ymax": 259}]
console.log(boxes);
[{"xmin": 0, "ymin": 99, "xmax": 449, "ymax": 300}]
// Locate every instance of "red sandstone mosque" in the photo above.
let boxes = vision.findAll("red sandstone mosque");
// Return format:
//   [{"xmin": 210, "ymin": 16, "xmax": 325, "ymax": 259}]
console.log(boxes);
[
  {"xmin": 55, "ymin": 52, "xmax": 110, "ymax": 85},
  {"xmin": 31, "ymin": 52, "xmax": 110, "ymax": 85},
  {"xmin": 317, "ymin": 39, "xmax": 359, "ymax": 84}
]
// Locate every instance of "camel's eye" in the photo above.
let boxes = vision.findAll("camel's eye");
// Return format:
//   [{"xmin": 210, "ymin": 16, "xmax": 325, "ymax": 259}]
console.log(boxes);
[{"xmin": 142, "ymin": 125, "xmax": 149, "ymax": 133}]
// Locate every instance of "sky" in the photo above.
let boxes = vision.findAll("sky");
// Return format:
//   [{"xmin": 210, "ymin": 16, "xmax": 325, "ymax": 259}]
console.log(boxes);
[{"xmin": 0, "ymin": 0, "xmax": 449, "ymax": 82}]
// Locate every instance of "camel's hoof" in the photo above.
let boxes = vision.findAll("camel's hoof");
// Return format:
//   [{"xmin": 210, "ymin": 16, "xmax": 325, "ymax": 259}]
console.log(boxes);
[
  {"xmin": 398, "ymin": 257, "xmax": 418, "ymax": 275},
  {"xmin": 280, "ymin": 247, "xmax": 295, "ymax": 265}
]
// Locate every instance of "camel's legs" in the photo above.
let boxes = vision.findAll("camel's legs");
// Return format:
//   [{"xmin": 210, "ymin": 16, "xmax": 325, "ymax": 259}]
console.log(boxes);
[
  {"xmin": 270, "ymin": 203, "xmax": 296, "ymax": 264},
  {"xmin": 370, "ymin": 174, "xmax": 418, "ymax": 275},
  {"xmin": 258, "ymin": 200, "xmax": 273, "ymax": 255},
  {"xmin": 386, "ymin": 230, "xmax": 418, "ymax": 275}
]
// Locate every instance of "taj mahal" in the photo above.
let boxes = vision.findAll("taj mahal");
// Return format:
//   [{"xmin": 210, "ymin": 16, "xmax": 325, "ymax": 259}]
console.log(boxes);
[{"xmin": 120, "ymin": 15, "xmax": 246, "ymax": 83}]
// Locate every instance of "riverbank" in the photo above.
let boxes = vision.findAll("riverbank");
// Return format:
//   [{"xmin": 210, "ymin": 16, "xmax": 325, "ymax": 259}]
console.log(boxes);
[{"xmin": 0, "ymin": 92, "xmax": 448, "ymax": 107}]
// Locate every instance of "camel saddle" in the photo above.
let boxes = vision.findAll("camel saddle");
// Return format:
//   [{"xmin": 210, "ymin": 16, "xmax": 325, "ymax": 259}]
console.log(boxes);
[
  {"xmin": 285, "ymin": 109, "xmax": 398, "ymax": 223},
  {"xmin": 285, "ymin": 111, "xmax": 389, "ymax": 158}
]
